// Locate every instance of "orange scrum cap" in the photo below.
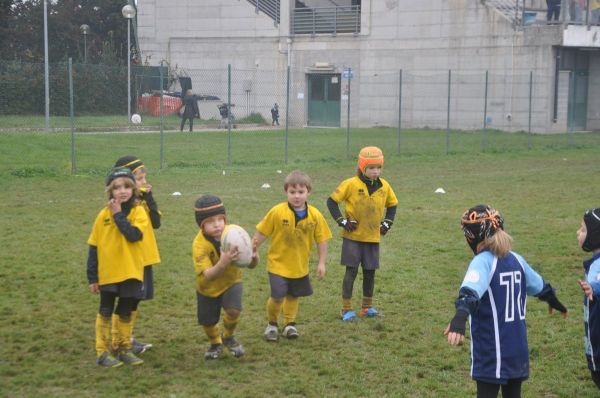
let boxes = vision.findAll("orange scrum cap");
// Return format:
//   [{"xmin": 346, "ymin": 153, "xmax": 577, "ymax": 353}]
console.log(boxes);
[{"xmin": 357, "ymin": 146, "xmax": 384, "ymax": 175}]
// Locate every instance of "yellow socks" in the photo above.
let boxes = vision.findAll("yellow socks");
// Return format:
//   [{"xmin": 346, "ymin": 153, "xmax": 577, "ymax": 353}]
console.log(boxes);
[
  {"xmin": 361, "ymin": 296, "xmax": 373, "ymax": 310},
  {"xmin": 222, "ymin": 312, "xmax": 240, "ymax": 339},
  {"xmin": 282, "ymin": 296, "xmax": 299, "ymax": 325},
  {"xmin": 342, "ymin": 298, "xmax": 353, "ymax": 313},
  {"xmin": 116, "ymin": 316, "xmax": 133, "ymax": 351},
  {"xmin": 110, "ymin": 315, "xmax": 120, "ymax": 352},
  {"xmin": 203, "ymin": 324, "xmax": 223, "ymax": 345},
  {"xmin": 95, "ymin": 314, "xmax": 111, "ymax": 356},
  {"xmin": 266, "ymin": 297, "xmax": 283, "ymax": 324},
  {"xmin": 130, "ymin": 310, "xmax": 138, "ymax": 337}
]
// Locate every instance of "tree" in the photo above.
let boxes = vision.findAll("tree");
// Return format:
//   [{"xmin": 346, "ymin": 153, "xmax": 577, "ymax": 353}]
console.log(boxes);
[{"xmin": 0, "ymin": 0, "xmax": 134, "ymax": 64}]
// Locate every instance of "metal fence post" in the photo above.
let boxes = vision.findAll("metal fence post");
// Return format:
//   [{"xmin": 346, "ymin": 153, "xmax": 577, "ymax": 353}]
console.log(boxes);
[
  {"xmin": 585, "ymin": 0, "xmax": 590, "ymax": 26},
  {"xmin": 568, "ymin": 70, "xmax": 574, "ymax": 147},
  {"xmin": 482, "ymin": 70, "xmax": 488, "ymax": 152},
  {"xmin": 285, "ymin": 65, "xmax": 290, "ymax": 164},
  {"xmin": 346, "ymin": 71, "xmax": 351, "ymax": 161},
  {"xmin": 528, "ymin": 70, "xmax": 533, "ymax": 150},
  {"xmin": 44, "ymin": 0, "xmax": 50, "ymax": 131},
  {"xmin": 397, "ymin": 69, "xmax": 402, "ymax": 156},
  {"xmin": 334, "ymin": 6, "xmax": 337, "ymax": 36},
  {"xmin": 159, "ymin": 61, "xmax": 164, "ymax": 170},
  {"xmin": 446, "ymin": 69, "xmax": 451, "ymax": 155},
  {"xmin": 68, "ymin": 58, "xmax": 75, "ymax": 175},
  {"xmin": 227, "ymin": 64, "xmax": 232, "ymax": 166}
]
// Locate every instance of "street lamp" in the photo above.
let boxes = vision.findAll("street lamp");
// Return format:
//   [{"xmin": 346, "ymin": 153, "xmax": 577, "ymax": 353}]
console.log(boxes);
[
  {"xmin": 122, "ymin": 4, "xmax": 136, "ymax": 124},
  {"xmin": 80, "ymin": 24, "xmax": 90, "ymax": 63},
  {"xmin": 43, "ymin": 0, "xmax": 50, "ymax": 131}
]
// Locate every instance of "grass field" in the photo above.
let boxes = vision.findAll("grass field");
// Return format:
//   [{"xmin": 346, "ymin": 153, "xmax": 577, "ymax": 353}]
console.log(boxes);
[
  {"xmin": 1, "ymin": 127, "xmax": 599, "ymax": 397},
  {"xmin": 0, "ymin": 114, "xmax": 266, "ymax": 131}
]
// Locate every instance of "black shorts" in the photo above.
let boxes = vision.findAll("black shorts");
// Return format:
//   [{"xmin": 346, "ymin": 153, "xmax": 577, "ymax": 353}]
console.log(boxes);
[
  {"xmin": 139, "ymin": 266, "xmax": 154, "ymax": 300},
  {"xmin": 100, "ymin": 278, "xmax": 144, "ymax": 298},
  {"xmin": 196, "ymin": 283, "xmax": 243, "ymax": 326},
  {"xmin": 340, "ymin": 238, "xmax": 380, "ymax": 270},
  {"xmin": 268, "ymin": 272, "xmax": 313, "ymax": 299}
]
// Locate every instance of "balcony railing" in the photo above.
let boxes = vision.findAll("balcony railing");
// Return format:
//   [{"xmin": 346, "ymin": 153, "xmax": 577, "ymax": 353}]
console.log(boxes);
[
  {"xmin": 484, "ymin": 0, "xmax": 600, "ymax": 29},
  {"xmin": 247, "ymin": 0, "xmax": 280, "ymax": 25},
  {"xmin": 292, "ymin": 5, "xmax": 360, "ymax": 35}
]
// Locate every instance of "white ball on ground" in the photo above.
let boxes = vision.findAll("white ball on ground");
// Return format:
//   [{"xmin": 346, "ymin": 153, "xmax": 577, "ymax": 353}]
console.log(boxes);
[
  {"xmin": 131, "ymin": 113, "xmax": 142, "ymax": 124},
  {"xmin": 220, "ymin": 224, "xmax": 253, "ymax": 268}
]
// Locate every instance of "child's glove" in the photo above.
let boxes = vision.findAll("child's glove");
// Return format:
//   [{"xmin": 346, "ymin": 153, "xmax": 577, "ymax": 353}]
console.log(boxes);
[
  {"xmin": 536, "ymin": 283, "xmax": 568, "ymax": 315},
  {"xmin": 448, "ymin": 309, "xmax": 469, "ymax": 336},
  {"xmin": 337, "ymin": 218, "xmax": 357, "ymax": 232},
  {"xmin": 380, "ymin": 220, "xmax": 392, "ymax": 235}
]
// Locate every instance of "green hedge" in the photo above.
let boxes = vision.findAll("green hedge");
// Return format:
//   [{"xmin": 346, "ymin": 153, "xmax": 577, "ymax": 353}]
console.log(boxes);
[{"xmin": 0, "ymin": 61, "xmax": 130, "ymax": 116}]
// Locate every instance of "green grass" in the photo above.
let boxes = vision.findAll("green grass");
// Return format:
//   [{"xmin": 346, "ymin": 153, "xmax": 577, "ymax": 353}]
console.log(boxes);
[
  {"xmin": 0, "ymin": 128, "xmax": 599, "ymax": 397},
  {"xmin": 0, "ymin": 114, "xmax": 268, "ymax": 131}
]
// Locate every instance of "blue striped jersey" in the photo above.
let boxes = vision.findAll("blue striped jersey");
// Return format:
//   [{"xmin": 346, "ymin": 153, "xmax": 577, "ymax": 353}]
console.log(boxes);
[
  {"xmin": 583, "ymin": 253, "xmax": 600, "ymax": 371},
  {"xmin": 460, "ymin": 250, "xmax": 544, "ymax": 382}
]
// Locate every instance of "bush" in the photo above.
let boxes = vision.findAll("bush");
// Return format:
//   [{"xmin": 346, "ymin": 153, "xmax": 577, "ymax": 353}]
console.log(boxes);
[
  {"xmin": 0, "ymin": 61, "xmax": 134, "ymax": 116},
  {"xmin": 236, "ymin": 112, "xmax": 267, "ymax": 124}
]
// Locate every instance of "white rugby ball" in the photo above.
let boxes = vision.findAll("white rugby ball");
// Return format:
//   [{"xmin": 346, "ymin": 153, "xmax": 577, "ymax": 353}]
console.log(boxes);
[
  {"xmin": 131, "ymin": 113, "xmax": 142, "ymax": 124},
  {"xmin": 221, "ymin": 224, "xmax": 253, "ymax": 268}
]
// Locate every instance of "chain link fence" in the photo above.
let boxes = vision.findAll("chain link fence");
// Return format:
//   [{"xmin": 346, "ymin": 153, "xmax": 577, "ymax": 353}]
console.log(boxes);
[{"xmin": 1, "ymin": 60, "xmax": 598, "ymax": 175}]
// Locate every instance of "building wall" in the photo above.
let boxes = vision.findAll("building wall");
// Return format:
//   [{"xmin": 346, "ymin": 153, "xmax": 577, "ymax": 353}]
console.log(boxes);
[
  {"xmin": 137, "ymin": 0, "xmax": 567, "ymax": 132},
  {"xmin": 588, "ymin": 52, "xmax": 600, "ymax": 130}
]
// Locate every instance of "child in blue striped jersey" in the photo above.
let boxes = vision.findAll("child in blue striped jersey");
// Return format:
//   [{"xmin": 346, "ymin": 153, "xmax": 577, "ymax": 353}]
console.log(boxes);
[
  {"xmin": 577, "ymin": 208, "xmax": 600, "ymax": 390},
  {"xmin": 445, "ymin": 204, "xmax": 567, "ymax": 398}
]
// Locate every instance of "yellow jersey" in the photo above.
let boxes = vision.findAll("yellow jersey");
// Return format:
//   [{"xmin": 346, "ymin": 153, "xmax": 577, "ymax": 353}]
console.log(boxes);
[
  {"xmin": 192, "ymin": 229, "xmax": 242, "ymax": 297},
  {"xmin": 330, "ymin": 176, "xmax": 398, "ymax": 243},
  {"xmin": 87, "ymin": 206, "xmax": 148, "ymax": 285},
  {"xmin": 139, "ymin": 200, "xmax": 161, "ymax": 267},
  {"xmin": 256, "ymin": 202, "xmax": 332, "ymax": 279}
]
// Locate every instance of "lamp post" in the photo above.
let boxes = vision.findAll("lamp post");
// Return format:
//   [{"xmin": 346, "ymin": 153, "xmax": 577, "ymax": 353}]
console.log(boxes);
[
  {"xmin": 122, "ymin": 4, "xmax": 136, "ymax": 124},
  {"xmin": 80, "ymin": 24, "xmax": 90, "ymax": 63},
  {"xmin": 43, "ymin": 0, "xmax": 50, "ymax": 131}
]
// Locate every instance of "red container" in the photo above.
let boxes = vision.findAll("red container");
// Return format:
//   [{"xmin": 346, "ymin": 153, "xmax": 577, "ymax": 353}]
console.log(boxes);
[{"xmin": 138, "ymin": 95, "xmax": 182, "ymax": 116}]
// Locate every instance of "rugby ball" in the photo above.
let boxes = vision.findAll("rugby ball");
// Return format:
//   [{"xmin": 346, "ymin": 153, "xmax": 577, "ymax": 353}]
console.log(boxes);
[
  {"xmin": 221, "ymin": 224, "xmax": 253, "ymax": 268},
  {"xmin": 131, "ymin": 113, "xmax": 142, "ymax": 124}
]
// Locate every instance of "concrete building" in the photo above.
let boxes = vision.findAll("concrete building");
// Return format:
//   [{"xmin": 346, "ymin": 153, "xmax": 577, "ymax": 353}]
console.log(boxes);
[{"xmin": 136, "ymin": 0, "xmax": 600, "ymax": 132}]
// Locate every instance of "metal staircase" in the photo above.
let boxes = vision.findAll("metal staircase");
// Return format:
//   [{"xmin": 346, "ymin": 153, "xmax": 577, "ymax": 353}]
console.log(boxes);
[
  {"xmin": 246, "ymin": 0, "xmax": 280, "ymax": 25},
  {"xmin": 484, "ymin": 0, "xmax": 524, "ymax": 27}
]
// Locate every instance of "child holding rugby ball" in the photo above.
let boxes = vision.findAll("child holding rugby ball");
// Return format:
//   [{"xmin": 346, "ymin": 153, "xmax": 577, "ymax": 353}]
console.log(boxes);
[
  {"xmin": 192, "ymin": 195, "xmax": 258, "ymax": 360},
  {"xmin": 445, "ymin": 204, "xmax": 568, "ymax": 398}
]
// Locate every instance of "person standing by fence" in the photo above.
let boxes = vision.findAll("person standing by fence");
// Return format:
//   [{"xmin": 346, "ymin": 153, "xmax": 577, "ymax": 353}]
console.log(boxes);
[
  {"xmin": 271, "ymin": 103, "xmax": 279, "ymax": 126},
  {"xmin": 547, "ymin": 0, "xmax": 562, "ymax": 22},
  {"xmin": 592, "ymin": 0, "xmax": 600, "ymax": 24},
  {"xmin": 179, "ymin": 89, "xmax": 199, "ymax": 132}
]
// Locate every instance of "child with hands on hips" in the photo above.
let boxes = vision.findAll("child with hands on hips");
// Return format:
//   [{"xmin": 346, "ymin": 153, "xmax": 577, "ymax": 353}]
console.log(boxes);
[
  {"xmin": 576, "ymin": 208, "xmax": 600, "ymax": 390},
  {"xmin": 87, "ymin": 168, "xmax": 149, "ymax": 367},
  {"xmin": 326, "ymin": 146, "xmax": 398, "ymax": 321},
  {"xmin": 253, "ymin": 170, "xmax": 332, "ymax": 341},
  {"xmin": 192, "ymin": 195, "xmax": 258, "ymax": 360},
  {"xmin": 445, "ymin": 205, "xmax": 567, "ymax": 398},
  {"xmin": 113, "ymin": 155, "xmax": 161, "ymax": 355}
]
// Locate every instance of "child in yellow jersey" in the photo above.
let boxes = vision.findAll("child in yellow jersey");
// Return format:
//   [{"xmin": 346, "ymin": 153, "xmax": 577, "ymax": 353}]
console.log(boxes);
[
  {"xmin": 114, "ymin": 156, "xmax": 161, "ymax": 355},
  {"xmin": 326, "ymin": 146, "xmax": 398, "ymax": 321},
  {"xmin": 87, "ymin": 168, "xmax": 148, "ymax": 367},
  {"xmin": 253, "ymin": 170, "xmax": 332, "ymax": 341},
  {"xmin": 193, "ymin": 195, "xmax": 258, "ymax": 360}
]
